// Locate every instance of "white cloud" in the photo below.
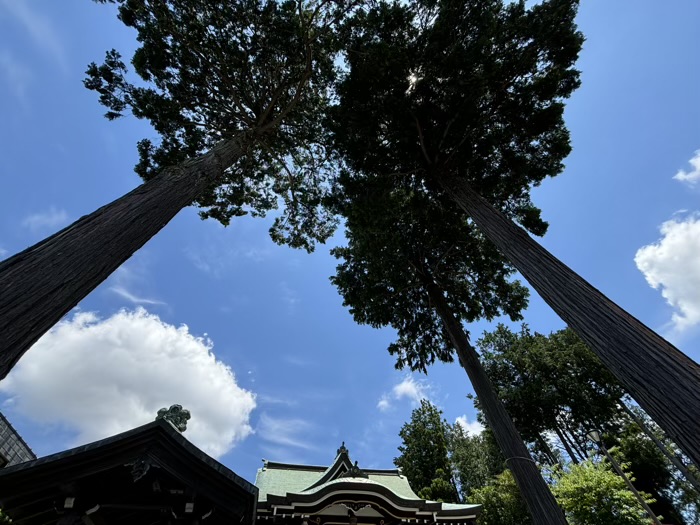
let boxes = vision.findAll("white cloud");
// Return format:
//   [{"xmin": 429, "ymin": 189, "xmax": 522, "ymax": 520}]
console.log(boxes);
[
  {"xmin": 376, "ymin": 376, "xmax": 429, "ymax": 411},
  {"xmin": 0, "ymin": 0, "xmax": 67, "ymax": 73},
  {"xmin": 0, "ymin": 246, "xmax": 7, "ymax": 259},
  {"xmin": 455, "ymin": 415, "xmax": 484, "ymax": 437},
  {"xmin": 635, "ymin": 213, "xmax": 700, "ymax": 332},
  {"xmin": 21, "ymin": 206, "xmax": 69, "ymax": 233},
  {"xmin": 0, "ymin": 308, "xmax": 256, "ymax": 458},
  {"xmin": 393, "ymin": 376, "xmax": 428, "ymax": 402},
  {"xmin": 377, "ymin": 395, "xmax": 392, "ymax": 412},
  {"xmin": 673, "ymin": 150, "xmax": 700, "ymax": 187},
  {"xmin": 256, "ymin": 413, "xmax": 314, "ymax": 450}
]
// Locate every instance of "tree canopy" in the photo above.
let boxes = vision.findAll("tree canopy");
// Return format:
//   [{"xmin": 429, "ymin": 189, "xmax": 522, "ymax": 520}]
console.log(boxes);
[
  {"xmin": 394, "ymin": 400, "xmax": 458, "ymax": 502},
  {"xmin": 87, "ymin": 0, "xmax": 352, "ymax": 250},
  {"xmin": 331, "ymin": 0, "xmax": 583, "ymax": 235},
  {"xmin": 551, "ymin": 460, "xmax": 655, "ymax": 525},
  {"xmin": 330, "ymin": 174, "xmax": 528, "ymax": 373},
  {"xmin": 476, "ymin": 325, "xmax": 624, "ymax": 462}
]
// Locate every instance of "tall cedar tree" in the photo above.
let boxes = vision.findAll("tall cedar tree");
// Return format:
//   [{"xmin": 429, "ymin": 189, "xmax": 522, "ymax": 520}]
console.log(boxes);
[
  {"xmin": 449, "ymin": 421, "xmax": 507, "ymax": 500},
  {"xmin": 332, "ymin": 0, "xmax": 700, "ymax": 465},
  {"xmin": 477, "ymin": 326, "xmax": 625, "ymax": 464},
  {"xmin": 0, "ymin": 0, "xmax": 353, "ymax": 377},
  {"xmin": 478, "ymin": 326, "xmax": 697, "ymax": 523},
  {"xmin": 331, "ymin": 175, "xmax": 568, "ymax": 523},
  {"xmin": 395, "ymin": 400, "xmax": 458, "ymax": 502}
]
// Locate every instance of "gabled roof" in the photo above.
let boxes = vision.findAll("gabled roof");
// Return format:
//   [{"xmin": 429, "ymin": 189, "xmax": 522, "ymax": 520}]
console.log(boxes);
[
  {"xmin": 255, "ymin": 443, "xmax": 480, "ymax": 523},
  {"xmin": 0, "ymin": 419, "xmax": 257, "ymax": 525},
  {"xmin": 256, "ymin": 444, "xmax": 419, "ymax": 503}
]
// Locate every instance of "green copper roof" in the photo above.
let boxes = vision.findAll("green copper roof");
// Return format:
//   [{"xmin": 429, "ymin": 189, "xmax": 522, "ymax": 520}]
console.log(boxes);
[
  {"xmin": 256, "ymin": 447, "xmax": 427, "ymax": 503},
  {"xmin": 255, "ymin": 444, "xmax": 481, "ymax": 520},
  {"xmin": 255, "ymin": 463, "xmax": 326, "ymax": 502}
]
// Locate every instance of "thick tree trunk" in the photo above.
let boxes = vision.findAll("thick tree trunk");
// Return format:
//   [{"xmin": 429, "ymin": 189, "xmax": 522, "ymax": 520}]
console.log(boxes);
[
  {"xmin": 422, "ymin": 276, "xmax": 568, "ymax": 525},
  {"xmin": 436, "ymin": 174, "xmax": 700, "ymax": 467},
  {"xmin": 0, "ymin": 136, "xmax": 245, "ymax": 379},
  {"xmin": 619, "ymin": 401, "xmax": 700, "ymax": 494}
]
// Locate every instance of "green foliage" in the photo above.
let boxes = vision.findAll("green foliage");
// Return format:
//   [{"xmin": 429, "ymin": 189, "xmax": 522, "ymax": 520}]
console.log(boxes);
[
  {"xmin": 330, "ymin": 0, "xmax": 583, "ymax": 373},
  {"xmin": 332, "ymin": 0, "xmax": 584, "ymax": 235},
  {"xmin": 330, "ymin": 175, "xmax": 529, "ymax": 373},
  {"xmin": 609, "ymin": 409, "xmax": 695, "ymax": 524},
  {"xmin": 449, "ymin": 423, "xmax": 506, "ymax": 499},
  {"xmin": 395, "ymin": 400, "xmax": 458, "ymax": 502},
  {"xmin": 0, "ymin": 509, "xmax": 10, "ymax": 523},
  {"xmin": 551, "ymin": 460, "xmax": 655, "ymax": 525},
  {"xmin": 87, "ymin": 0, "xmax": 352, "ymax": 250},
  {"xmin": 418, "ymin": 468, "xmax": 459, "ymax": 503},
  {"xmin": 470, "ymin": 470, "xmax": 532, "ymax": 525},
  {"xmin": 476, "ymin": 325, "xmax": 625, "ymax": 458}
]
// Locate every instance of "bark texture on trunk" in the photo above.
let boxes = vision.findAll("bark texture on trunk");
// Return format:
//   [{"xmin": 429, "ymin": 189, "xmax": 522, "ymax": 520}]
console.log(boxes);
[
  {"xmin": 553, "ymin": 425, "xmax": 579, "ymax": 465},
  {"xmin": 535, "ymin": 433, "xmax": 558, "ymax": 466},
  {"xmin": 422, "ymin": 276, "xmax": 568, "ymax": 525},
  {"xmin": 437, "ymin": 174, "xmax": 700, "ymax": 468},
  {"xmin": 619, "ymin": 402, "xmax": 700, "ymax": 493},
  {"xmin": 0, "ymin": 137, "xmax": 245, "ymax": 379}
]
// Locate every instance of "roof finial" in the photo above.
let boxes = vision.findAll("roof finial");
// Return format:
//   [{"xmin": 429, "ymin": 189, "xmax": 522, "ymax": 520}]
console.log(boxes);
[
  {"xmin": 156, "ymin": 404, "xmax": 191, "ymax": 433},
  {"xmin": 337, "ymin": 441, "xmax": 348, "ymax": 455}
]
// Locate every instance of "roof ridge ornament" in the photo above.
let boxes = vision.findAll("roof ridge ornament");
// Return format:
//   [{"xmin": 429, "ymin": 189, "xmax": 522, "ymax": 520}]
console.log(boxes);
[
  {"xmin": 337, "ymin": 441, "xmax": 348, "ymax": 455},
  {"xmin": 156, "ymin": 404, "xmax": 191, "ymax": 433},
  {"xmin": 338, "ymin": 460, "xmax": 369, "ymax": 479}
]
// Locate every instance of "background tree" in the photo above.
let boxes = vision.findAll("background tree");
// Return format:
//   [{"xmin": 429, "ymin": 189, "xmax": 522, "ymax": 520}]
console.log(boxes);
[
  {"xmin": 551, "ymin": 460, "xmax": 656, "ymax": 525},
  {"xmin": 331, "ymin": 0, "xmax": 700, "ymax": 464},
  {"xmin": 0, "ymin": 0, "xmax": 351, "ymax": 378},
  {"xmin": 395, "ymin": 400, "xmax": 458, "ymax": 502},
  {"xmin": 449, "ymin": 423, "xmax": 505, "ymax": 500},
  {"xmin": 477, "ymin": 325, "xmax": 624, "ymax": 464},
  {"xmin": 469, "ymin": 470, "xmax": 532, "ymax": 525},
  {"xmin": 478, "ymin": 325, "xmax": 699, "ymax": 523},
  {"xmin": 607, "ymin": 413, "xmax": 699, "ymax": 524}
]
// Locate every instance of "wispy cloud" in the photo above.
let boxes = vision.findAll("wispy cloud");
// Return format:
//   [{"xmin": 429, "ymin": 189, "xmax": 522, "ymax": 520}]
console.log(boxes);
[
  {"xmin": 0, "ymin": 246, "xmax": 8, "ymax": 259},
  {"xmin": 107, "ymin": 262, "xmax": 165, "ymax": 307},
  {"xmin": 377, "ymin": 376, "xmax": 429, "ymax": 412},
  {"xmin": 185, "ymin": 244, "xmax": 272, "ymax": 278},
  {"xmin": 21, "ymin": 206, "xmax": 69, "ymax": 233},
  {"xmin": 282, "ymin": 355, "xmax": 314, "ymax": 367},
  {"xmin": 635, "ymin": 212, "xmax": 700, "ymax": 334},
  {"xmin": 256, "ymin": 413, "xmax": 315, "ymax": 450},
  {"xmin": 0, "ymin": 49, "xmax": 32, "ymax": 105},
  {"xmin": 280, "ymin": 281, "xmax": 300, "ymax": 312},
  {"xmin": 258, "ymin": 394, "xmax": 299, "ymax": 407},
  {"xmin": 109, "ymin": 285, "xmax": 165, "ymax": 306},
  {"xmin": 673, "ymin": 150, "xmax": 700, "ymax": 187},
  {"xmin": 0, "ymin": 0, "xmax": 67, "ymax": 73}
]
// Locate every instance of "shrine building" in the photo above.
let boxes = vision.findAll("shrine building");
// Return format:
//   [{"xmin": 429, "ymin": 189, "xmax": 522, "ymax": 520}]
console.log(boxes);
[
  {"xmin": 0, "ymin": 410, "xmax": 481, "ymax": 524},
  {"xmin": 255, "ymin": 443, "xmax": 481, "ymax": 525}
]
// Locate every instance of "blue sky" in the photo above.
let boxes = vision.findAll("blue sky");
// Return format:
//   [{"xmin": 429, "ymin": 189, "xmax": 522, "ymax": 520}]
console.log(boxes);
[{"xmin": 0, "ymin": 0, "xmax": 699, "ymax": 485}]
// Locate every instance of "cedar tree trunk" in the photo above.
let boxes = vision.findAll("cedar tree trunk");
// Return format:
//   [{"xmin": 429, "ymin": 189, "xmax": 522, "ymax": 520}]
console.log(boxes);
[
  {"xmin": 619, "ymin": 401, "xmax": 700, "ymax": 493},
  {"xmin": 422, "ymin": 275, "xmax": 569, "ymax": 525},
  {"xmin": 0, "ymin": 136, "xmax": 245, "ymax": 379},
  {"xmin": 553, "ymin": 425, "xmax": 579, "ymax": 465},
  {"xmin": 437, "ymin": 174, "xmax": 700, "ymax": 468}
]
